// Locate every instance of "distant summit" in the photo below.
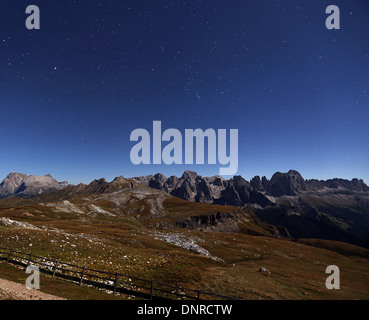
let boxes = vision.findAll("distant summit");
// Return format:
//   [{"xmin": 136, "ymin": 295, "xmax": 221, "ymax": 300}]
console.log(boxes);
[{"xmin": 0, "ymin": 172, "xmax": 69, "ymax": 198}]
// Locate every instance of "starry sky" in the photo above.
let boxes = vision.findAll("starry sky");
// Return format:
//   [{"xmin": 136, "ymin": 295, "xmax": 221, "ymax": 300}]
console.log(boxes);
[{"xmin": 0, "ymin": 0, "xmax": 368, "ymax": 185}]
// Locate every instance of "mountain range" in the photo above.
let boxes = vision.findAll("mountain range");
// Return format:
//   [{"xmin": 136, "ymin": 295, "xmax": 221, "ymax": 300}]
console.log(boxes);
[
  {"xmin": 1, "ymin": 170, "xmax": 369, "ymax": 248},
  {"xmin": 2, "ymin": 171, "xmax": 369, "ymax": 300},
  {"xmin": 133, "ymin": 170, "xmax": 369, "ymax": 207}
]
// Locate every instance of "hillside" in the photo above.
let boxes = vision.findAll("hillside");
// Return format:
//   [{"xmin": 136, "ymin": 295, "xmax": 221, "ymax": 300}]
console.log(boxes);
[{"xmin": 0, "ymin": 175, "xmax": 368, "ymax": 300}]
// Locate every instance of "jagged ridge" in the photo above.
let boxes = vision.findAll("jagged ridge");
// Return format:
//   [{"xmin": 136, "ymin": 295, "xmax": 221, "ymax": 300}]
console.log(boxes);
[{"xmin": 133, "ymin": 170, "xmax": 369, "ymax": 206}]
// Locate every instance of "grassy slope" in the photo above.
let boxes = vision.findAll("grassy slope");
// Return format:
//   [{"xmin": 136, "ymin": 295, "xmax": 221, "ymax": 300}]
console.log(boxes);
[
  {"xmin": 1, "ymin": 224, "xmax": 368, "ymax": 300},
  {"xmin": 0, "ymin": 191, "xmax": 368, "ymax": 300}
]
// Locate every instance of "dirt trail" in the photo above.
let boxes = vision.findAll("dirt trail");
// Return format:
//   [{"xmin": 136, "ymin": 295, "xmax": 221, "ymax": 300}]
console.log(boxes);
[{"xmin": 0, "ymin": 278, "xmax": 66, "ymax": 300}]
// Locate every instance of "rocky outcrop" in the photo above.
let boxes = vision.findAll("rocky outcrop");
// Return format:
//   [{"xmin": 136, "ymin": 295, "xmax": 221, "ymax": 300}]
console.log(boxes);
[
  {"xmin": 163, "ymin": 210, "xmax": 291, "ymax": 238},
  {"xmin": 134, "ymin": 171, "xmax": 274, "ymax": 208},
  {"xmin": 166, "ymin": 211, "xmax": 240, "ymax": 233},
  {"xmin": 250, "ymin": 176, "xmax": 265, "ymax": 192},
  {"xmin": 0, "ymin": 173, "xmax": 69, "ymax": 198},
  {"xmin": 259, "ymin": 267, "xmax": 271, "ymax": 275},
  {"xmin": 265, "ymin": 170, "xmax": 307, "ymax": 197}
]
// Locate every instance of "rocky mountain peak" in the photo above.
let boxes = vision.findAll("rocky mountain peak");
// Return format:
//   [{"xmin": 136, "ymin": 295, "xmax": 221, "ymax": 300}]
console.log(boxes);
[
  {"xmin": 0, "ymin": 172, "xmax": 69, "ymax": 198},
  {"xmin": 267, "ymin": 170, "xmax": 307, "ymax": 197},
  {"xmin": 250, "ymin": 175, "xmax": 265, "ymax": 192},
  {"xmin": 181, "ymin": 170, "xmax": 198, "ymax": 180},
  {"xmin": 112, "ymin": 176, "xmax": 126, "ymax": 183}
]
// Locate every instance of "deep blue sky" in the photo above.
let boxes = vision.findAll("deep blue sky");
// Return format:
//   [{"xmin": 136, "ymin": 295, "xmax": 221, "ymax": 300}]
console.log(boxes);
[{"xmin": 0, "ymin": 0, "xmax": 368, "ymax": 185}]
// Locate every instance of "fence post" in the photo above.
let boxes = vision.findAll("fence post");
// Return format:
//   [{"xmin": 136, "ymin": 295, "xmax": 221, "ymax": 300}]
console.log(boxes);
[
  {"xmin": 197, "ymin": 289, "xmax": 201, "ymax": 300},
  {"xmin": 150, "ymin": 280, "xmax": 154, "ymax": 300},
  {"xmin": 7, "ymin": 248, "xmax": 13, "ymax": 263},
  {"xmin": 53, "ymin": 259, "xmax": 59, "ymax": 278},
  {"xmin": 113, "ymin": 272, "xmax": 118, "ymax": 295},
  {"xmin": 27, "ymin": 253, "xmax": 33, "ymax": 267},
  {"xmin": 79, "ymin": 265, "xmax": 86, "ymax": 286}
]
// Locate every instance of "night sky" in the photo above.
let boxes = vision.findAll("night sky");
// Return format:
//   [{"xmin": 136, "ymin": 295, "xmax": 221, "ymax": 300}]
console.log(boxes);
[{"xmin": 1, "ymin": 0, "xmax": 368, "ymax": 185}]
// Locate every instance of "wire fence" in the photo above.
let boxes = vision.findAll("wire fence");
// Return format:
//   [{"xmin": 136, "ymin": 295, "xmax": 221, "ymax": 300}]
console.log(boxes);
[{"xmin": 0, "ymin": 246, "xmax": 241, "ymax": 300}]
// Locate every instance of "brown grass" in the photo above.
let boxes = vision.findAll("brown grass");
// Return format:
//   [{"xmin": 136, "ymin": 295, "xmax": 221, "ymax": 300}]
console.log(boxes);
[{"xmin": 0, "ymin": 193, "xmax": 368, "ymax": 300}]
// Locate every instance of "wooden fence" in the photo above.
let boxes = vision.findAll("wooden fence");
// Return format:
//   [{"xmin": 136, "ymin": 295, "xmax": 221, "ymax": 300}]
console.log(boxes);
[{"xmin": 0, "ymin": 247, "xmax": 240, "ymax": 300}]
